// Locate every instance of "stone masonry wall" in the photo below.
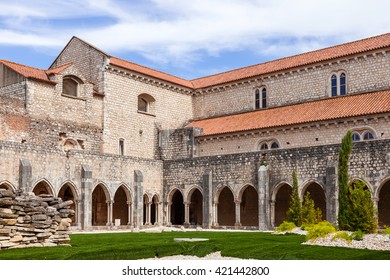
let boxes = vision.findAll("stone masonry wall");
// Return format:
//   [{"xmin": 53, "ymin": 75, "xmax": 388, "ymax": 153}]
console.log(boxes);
[
  {"xmin": 195, "ymin": 115, "xmax": 390, "ymax": 157},
  {"xmin": 0, "ymin": 189, "xmax": 73, "ymax": 250},
  {"xmin": 103, "ymin": 70, "xmax": 193, "ymax": 159},
  {"xmin": 163, "ymin": 139, "xmax": 390, "ymax": 208},
  {"xmin": 193, "ymin": 50, "xmax": 390, "ymax": 119}
]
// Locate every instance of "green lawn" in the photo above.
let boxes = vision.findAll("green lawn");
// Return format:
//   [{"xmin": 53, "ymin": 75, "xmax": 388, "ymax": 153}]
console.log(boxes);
[{"xmin": 1, "ymin": 231, "xmax": 390, "ymax": 260}]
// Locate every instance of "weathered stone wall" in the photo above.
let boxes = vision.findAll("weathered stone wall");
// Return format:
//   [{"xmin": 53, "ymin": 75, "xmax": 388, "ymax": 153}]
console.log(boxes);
[
  {"xmin": 195, "ymin": 115, "xmax": 390, "ymax": 157},
  {"xmin": 163, "ymin": 139, "xmax": 390, "ymax": 225},
  {"xmin": 193, "ymin": 50, "xmax": 390, "ymax": 119},
  {"xmin": 103, "ymin": 70, "xmax": 193, "ymax": 158},
  {"xmin": 0, "ymin": 189, "xmax": 73, "ymax": 250}
]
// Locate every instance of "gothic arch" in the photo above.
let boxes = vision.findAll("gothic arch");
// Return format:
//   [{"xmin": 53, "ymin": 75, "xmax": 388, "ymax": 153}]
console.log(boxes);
[
  {"xmin": 113, "ymin": 185, "xmax": 130, "ymax": 226},
  {"xmin": 92, "ymin": 183, "xmax": 110, "ymax": 226},
  {"xmin": 376, "ymin": 177, "xmax": 390, "ymax": 227},
  {"xmin": 0, "ymin": 181, "xmax": 15, "ymax": 191},
  {"xmin": 32, "ymin": 179, "xmax": 55, "ymax": 196},
  {"xmin": 168, "ymin": 188, "xmax": 185, "ymax": 225},
  {"xmin": 349, "ymin": 178, "xmax": 373, "ymax": 195},
  {"xmin": 58, "ymin": 181, "xmax": 78, "ymax": 225},
  {"xmin": 150, "ymin": 193, "xmax": 160, "ymax": 225},
  {"xmin": 239, "ymin": 184, "xmax": 259, "ymax": 227},
  {"xmin": 217, "ymin": 186, "xmax": 235, "ymax": 226},
  {"xmin": 301, "ymin": 180, "xmax": 327, "ymax": 221},
  {"xmin": 272, "ymin": 182, "xmax": 292, "ymax": 227},
  {"xmin": 188, "ymin": 187, "xmax": 203, "ymax": 226}
]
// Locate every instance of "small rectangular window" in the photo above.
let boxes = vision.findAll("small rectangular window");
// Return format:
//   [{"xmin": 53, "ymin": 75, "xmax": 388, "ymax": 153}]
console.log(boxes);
[{"xmin": 119, "ymin": 139, "xmax": 124, "ymax": 156}]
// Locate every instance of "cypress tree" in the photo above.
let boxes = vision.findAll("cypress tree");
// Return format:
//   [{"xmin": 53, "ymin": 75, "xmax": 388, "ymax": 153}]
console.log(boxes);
[
  {"xmin": 338, "ymin": 130, "xmax": 352, "ymax": 230},
  {"xmin": 287, "ymin": 170, "xmax": 302, "ymax": 226}
]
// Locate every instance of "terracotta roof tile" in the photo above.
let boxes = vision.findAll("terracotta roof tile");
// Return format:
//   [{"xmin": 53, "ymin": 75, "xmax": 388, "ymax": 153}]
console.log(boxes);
[
  {"xmin": 191, "ymin": 33, "xmax": 390, "ymax": 89},
  {"xmin": 109, "ymin": 57, "xmax": 194, "ymax": 89},
  {"xmin": 187, "ymin": 91, "xmax": 390, "ymax": 136},
  {"xmin": 45, "ymin": 63, "xmax": 73, "ymax": 75},
  {"xmin": 0, "ymin": 60, "xmax": 53, "ymax": 83}
]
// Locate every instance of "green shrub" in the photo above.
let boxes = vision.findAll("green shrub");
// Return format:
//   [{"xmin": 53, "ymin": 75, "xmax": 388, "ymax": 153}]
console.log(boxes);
[
  {"xmin": 286, "ymin": 170, "xmax": 302, "ymax": 227},
  {"xmin": 352, "ymin": 229, "xmax": 364, "ymax": 241},
  {"xmin": 347, "ymin": 180, "xmax": 378, "ymax": 233},
  {"xmin": 301, "ymin": 192, "xmax": 322, "ymax": 226},
  {"xmin": 306, "ymin": 221, "xmax": 336, "ymax": 241},
  {"xmin": 382, "ymin": 227, "xmax": 390, "ymax": 235},
  {"xmin": 332, "ymin": 231, "xmax": 353, "ymax": 243},
  {"xmin": 276, "ymin": 221, "xmax": 296, "ymax": 233}
]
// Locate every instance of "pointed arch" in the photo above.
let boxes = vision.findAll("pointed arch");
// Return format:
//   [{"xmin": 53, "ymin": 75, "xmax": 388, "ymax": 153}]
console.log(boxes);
[
  {"xmin": 188, "ymin": 187, "xmax": 203, "ymax": 226},
  {"xmin": 0, "ymin": 181, "xmax": 15, "ymax": 191},
  {"xmin": 239, "ymin": 184, "xmax": 259, "ymax": 227},
  {"xmin": 151, "ymin": 193, "xmax": 160, "ymax": 225},
  {"xmin": 217, "ymin": 186, "xmax": 235, "ymax": 226},
  {"xmin": 32, "ymin": 179, "xmax": 54, "ymax": 196},
  {"xmin": 113, "ymin": 185, "xmax": 130, "ymax": 226},
  {"xmin": 92, "ymin": 183, "xmax": 110, "ymax": 226},
  {"xmin": 349, "ymin": 178, "xmax": 373, "ymax": 194},
  {"xmin": 301, "ymin": 180, "xmax": 327, "ymax": 221},
  {"xmin": 169, "ymin": 188, "xmax": 185, "ymax": 225},
  {"xmin": 272, "ymin": 182, "xmax": 292, "ymax": 227},
  {"xmin": 58, "ymin": 181, "xmax": 78, "ymax": 226},
  {"xmin": 377, "ymin": 177, "xmax": 390, "ymax": 227}
]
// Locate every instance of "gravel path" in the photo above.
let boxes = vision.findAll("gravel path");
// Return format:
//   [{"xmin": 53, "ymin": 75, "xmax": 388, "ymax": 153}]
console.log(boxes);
[{"xmin": 144, "ymin": 251, "xmax": 244, "ymax": 260}]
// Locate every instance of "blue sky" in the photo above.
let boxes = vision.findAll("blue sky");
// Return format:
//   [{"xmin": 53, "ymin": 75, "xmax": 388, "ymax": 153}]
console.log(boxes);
[{"xmin": 1, "ymin": 0, "xmax": 390, "ymax": 80}]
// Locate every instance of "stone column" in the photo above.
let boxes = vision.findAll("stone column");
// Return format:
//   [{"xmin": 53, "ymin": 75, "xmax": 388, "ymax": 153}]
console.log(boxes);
[
  {"xmin": 213, "ymin": 202, "xmax": 219, "ymax": 227},
  {"xmin": 145, "ymin": 202, "xmax": 151, "ymax": 226},
  {"xmin": 166, "ymin": 202, "xmax": 172, "ymax": 226},
  {"xmin": 19, "ymin": 159, "xmax": 32, "ymax": 192},
  {"xmin": 202, "ymin": 170, "xmax": 213, "ymax": 228},
  {"xmin": 133, "ymin": 170, "xmax": 144, "ymax": 229},
  {"xmin": 235, "ymin": 200, "xmax": 241, "ymax": 227},
  {"xmin": 127, "ymin": 201, "xmax": 132, "ymax": 226},
  {"xmin": 184, "ymin": 202, "xmax": 190, "ymax": 226},
  {"xmin": 76, "ymin": 199, "xmax": 82, "ymax": 228},
  {"xmin": 156, "ymin": 202, "xmax": 162, "ymax": 225},
  {"xmin": 325, "ymin": 164, "xmax": 337, "ymax": 224},
  {"xmin": 258, "ymin": 165, "xmax": 270, "ymax": 230},
  {"xmin": 81, "ymin": 165, "xmax": 93, "ymax": 230},
  {"xmin": 270, "ymin": 200, "xmax": 275, "ymax": 228},
  {"xmin": 106, "ymin": 200, "xmax": 113, "ymax": 226}
]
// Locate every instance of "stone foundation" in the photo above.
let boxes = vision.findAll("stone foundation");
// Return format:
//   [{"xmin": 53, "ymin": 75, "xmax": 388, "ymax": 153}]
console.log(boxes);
[{"xmin": 0, "ymin": 189, "xmax": 74, "ymax": 250}]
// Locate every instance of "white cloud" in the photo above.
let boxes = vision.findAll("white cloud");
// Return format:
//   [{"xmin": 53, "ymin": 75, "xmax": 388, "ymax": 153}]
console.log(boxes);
[{"xmin": 1, "ymin": 0, "xmax": 390, "ymax": 71}]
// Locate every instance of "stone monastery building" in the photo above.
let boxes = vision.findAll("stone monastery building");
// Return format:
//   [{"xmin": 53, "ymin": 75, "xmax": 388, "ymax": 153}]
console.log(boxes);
[{"xmin": 1, "ymin": 33, "xmax": 390, "ymax": 230}]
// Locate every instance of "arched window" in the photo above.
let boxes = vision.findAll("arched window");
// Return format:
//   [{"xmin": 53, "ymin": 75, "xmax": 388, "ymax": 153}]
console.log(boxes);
[
  {"xmin": 62, "ymin": 76, "xmax": 80, "ymax": 97},
  {"xmin": 137, "ymin": 93, "xmax": 156, "ymax": 115},
  {"xmin": 270, "ymin": 142, "xmax": 279, "ymax": 149},
  {"xmin": 258, "ymin": 139, "xmax": 280, "ymax": 150},
  {"xmin": 329, "ymin": 71, "xmax": 347, "ymax": 97},
  {"xmin": 255, "ymin": 87, "xmax": 267, "ymax": 110},
  {"xmin": 260, "ymin": 143, "xmax": 268, "ymax": 150},
  {"xmin": 363, "ymin": 131, "xmax": 374, "ymax": 140},
  {"xmin": 352, "ymin": 133, "xmax": 361, "ymax": 142}
]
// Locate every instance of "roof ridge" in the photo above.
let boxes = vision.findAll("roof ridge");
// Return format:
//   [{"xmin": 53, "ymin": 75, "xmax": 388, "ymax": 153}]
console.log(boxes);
[
  {"xmin": 0, "ymin": 59, "xmax": 47, "ymax": 71},
  {"xmin": 191, "ymin": 32, "xmax": 390, "ymax": 88}
]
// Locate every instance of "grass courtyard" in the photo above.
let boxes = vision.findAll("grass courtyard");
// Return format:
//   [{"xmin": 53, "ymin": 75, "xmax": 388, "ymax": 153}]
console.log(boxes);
[{"xmin": 0, "ymin": 231, "xmax": 390, "ymax": 260}]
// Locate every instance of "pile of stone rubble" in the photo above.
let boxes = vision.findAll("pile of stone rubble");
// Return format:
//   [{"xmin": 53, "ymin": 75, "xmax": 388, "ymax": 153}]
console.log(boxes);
[{"xmin": 0, "ymin": 189, "xmax": 74, "ymax": 250}]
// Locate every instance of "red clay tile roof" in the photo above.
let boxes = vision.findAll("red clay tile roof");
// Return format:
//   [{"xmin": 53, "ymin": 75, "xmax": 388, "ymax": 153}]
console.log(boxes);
[
  {"xmin": 109, "ymin": 57, "xmax": 194, "ymax": 88},
  {"xmin": 187, "ymin": 90, "xmax": 390, "ymax": 136},
  {"xmin": 191, "ymin": 33, "xmax": 390, "ymax": 89},
  {"xmin": 0, "ymin": 60, "xmax": 72, "ymax": 84},
  {"xmin": 0, "ymin": 60, "xmax": 53, "ymax": 83}
]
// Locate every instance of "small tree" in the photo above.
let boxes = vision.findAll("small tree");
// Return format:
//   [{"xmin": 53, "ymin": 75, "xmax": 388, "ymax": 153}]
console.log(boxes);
[
  {"xmin": 286, "ymin": 170, "xmax": 302, "ymax": 226},
  {"xmin": 301, "ymin": 192, "xmax": 322, "ymax": 226},
  {"xmin": 338, "ymin": 131, "xmax": 352, "ymax": 230},
  {"xmin": 347, "ymin": 180, "xmax": 378, "ymax": 233}
]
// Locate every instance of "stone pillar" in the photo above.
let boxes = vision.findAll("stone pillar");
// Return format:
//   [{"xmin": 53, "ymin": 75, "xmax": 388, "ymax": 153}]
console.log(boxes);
[
  {"xmin": 19, "ymin": 159, "xmax": 32, "ymax": 193},
  {"xmin": 133, "ymin": 170, "xmax": 144, "ymax": 229},
  {"xmin": 258, "ymin": 165, "xmax": 270, "ymax": 230},
  {"xmin": 166, "ymin": 202, "xmax": 172, "ymax": 226},
  {"xmin": 107, "ymin": 200, "xmax": 113, "ymax": 226},
  {"xmin": 155, "ymin": 202, "xmax": 162, "ymax": 225},
  {"xmin": 202, "ymin": 170, "xmax": 213, "ymax": 228},
  {"xmin": 235, "ymin": 200, "xmax": 241, "ymax": 227},
  {"xmin": 127, "ymin": 201, "xmax": 132, "ymax": 226},
  {"xmin": 270, "ymin": 200, "xmax": 275, "ymax": 228},
  {"xmin": 145, "ymin": 202, "xmax": 151, "ymax": 226},
  {"xmin": 76, "ymin": 199, "xmax": 82, "ymax": 228},
  {"xmin": 184, "ymin": 202, "xmax": 190, "ymax": 226},
  {"xmin": 81, "ymin": 165, "xmax": 93, "ymax": 230},
  {"xmin": 213, "ymin": 202, "xmax": 219, "ymax": 227},
  {"xmin": 325, "ymin": 164, "xmax": 337, "ymax": 224}
]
